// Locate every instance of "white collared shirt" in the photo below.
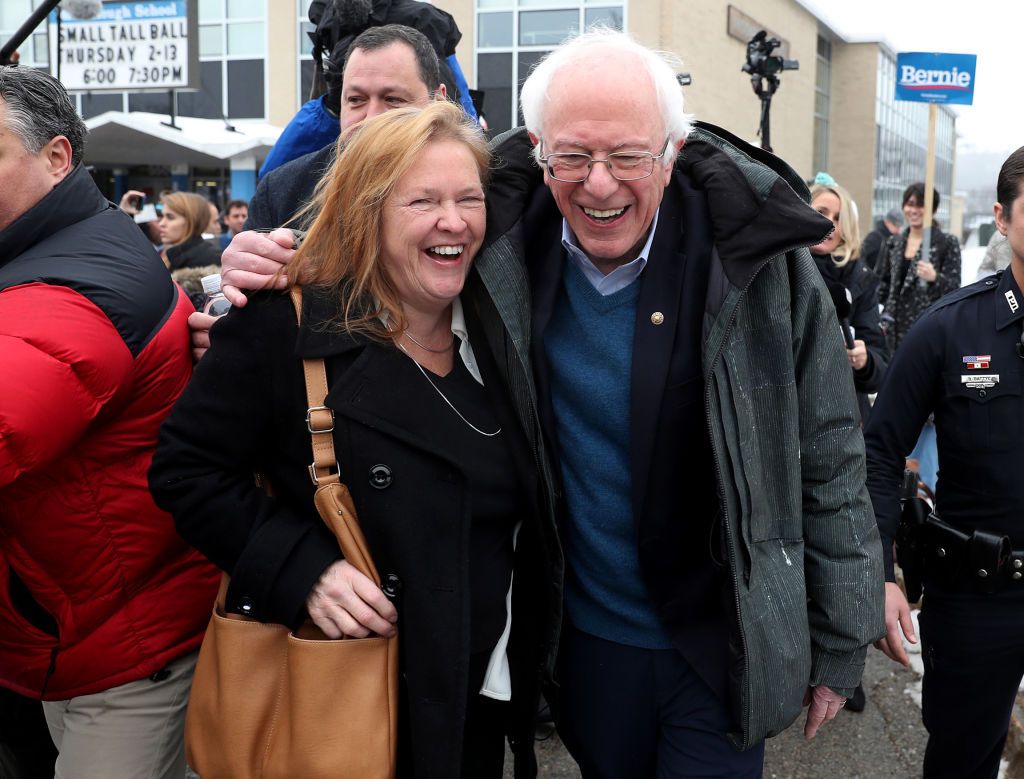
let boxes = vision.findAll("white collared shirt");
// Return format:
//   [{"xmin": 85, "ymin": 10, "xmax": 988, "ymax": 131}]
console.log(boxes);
[
  {"xmin": 561, "ymin": 208, "xmax": 660, "ymax": 295},
  {"xmin": 379, "ymin": 296, "xmax": 482, "ymax": 384}
]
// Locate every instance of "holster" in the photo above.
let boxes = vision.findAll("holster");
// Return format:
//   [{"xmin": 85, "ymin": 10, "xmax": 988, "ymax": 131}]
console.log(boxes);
[
  {"xmin": 894, "ymin": 470, "xmax": 929, "ymax": 602},
  {"xmin": 924, "ymin": 515, "xmax": 1011, "ymax": 594}
]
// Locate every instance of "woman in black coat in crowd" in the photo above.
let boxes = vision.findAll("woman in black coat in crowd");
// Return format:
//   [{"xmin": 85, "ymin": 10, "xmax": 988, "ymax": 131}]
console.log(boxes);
[
  {"xmin": 149, "ymin": 103, "xmax": 560, "ymax": 779},
  {"xmin": 875, "ymin": 182, "xmax": 961, "ymax": 351},
  {"xmin": 158, "ymin": 191, "xmax": 223, "ymax": 308},
  {"xmin": 158, "ymin": 191, "xmax": 223, "ymax": 271},
  {"xmin": 809, "ymin": 183, "xmax": 889, "ymax": 425}
]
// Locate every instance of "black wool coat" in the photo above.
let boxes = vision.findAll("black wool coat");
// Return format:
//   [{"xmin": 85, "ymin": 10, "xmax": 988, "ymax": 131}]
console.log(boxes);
[{"xmin": 149, "ymin": 284, "xmax": 560, "ymax": 779}]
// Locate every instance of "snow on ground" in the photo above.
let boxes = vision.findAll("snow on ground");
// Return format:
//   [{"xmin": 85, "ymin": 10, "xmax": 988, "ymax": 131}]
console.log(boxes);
[{"xmin": 903, "ymin": 609, "xmax": 924, "ymax": 707}]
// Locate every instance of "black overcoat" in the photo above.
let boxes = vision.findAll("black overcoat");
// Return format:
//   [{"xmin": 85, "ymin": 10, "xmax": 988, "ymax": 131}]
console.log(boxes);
[{"xmin": 149, "ymin": 284, "xmax": 559, "ymax": 779}]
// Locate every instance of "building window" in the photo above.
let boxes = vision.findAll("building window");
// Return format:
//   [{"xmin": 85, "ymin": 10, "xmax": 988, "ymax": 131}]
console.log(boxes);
[
  {"xmin": 812, "ymin": 35, "xmax": 831, "ymax": 176},
  {"xmin": 297, "ymin": 0, "xmax": 315, "ymax": 108},
  {"xmin": 476, "ymin": 0, "xmax": 626, "ymax": 134},
  {"xmin": 189, "ymin": 0, "xmax": 267, "ymax": 120},
  {"xmin": 1, "ymin": 0, "xmax": 48, "ymax": 67}
]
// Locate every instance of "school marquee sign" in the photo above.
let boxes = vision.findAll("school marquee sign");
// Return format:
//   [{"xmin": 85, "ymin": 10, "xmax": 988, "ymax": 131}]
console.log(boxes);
[{"xmin": 48, "ymin": 0, "xmax": 199, "ymax": 92}]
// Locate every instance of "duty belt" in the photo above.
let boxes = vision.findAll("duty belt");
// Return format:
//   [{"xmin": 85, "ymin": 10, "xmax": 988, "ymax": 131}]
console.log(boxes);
[{"xmin": 923, "ymin": 513, "xmax": 1024, "ymax": 594}]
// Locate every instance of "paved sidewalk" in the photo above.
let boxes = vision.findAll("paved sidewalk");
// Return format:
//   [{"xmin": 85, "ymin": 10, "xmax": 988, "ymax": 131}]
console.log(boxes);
[{"xmin": 512, "ymin": 650, "xmax": 932, "ymax": 778}]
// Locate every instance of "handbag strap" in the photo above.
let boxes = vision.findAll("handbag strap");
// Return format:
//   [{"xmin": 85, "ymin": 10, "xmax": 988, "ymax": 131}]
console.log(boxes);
[
  {"xmin": 290, "ymin": 287, "xmax": 339, "ymax": 487},
  {"xmin": 288, "ymin": 287, "xmax": 381, "ymax": 585}
]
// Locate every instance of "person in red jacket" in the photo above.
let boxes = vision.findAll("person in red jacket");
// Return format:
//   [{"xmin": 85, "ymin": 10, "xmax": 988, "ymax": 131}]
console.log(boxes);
[{"xmin": 0, "ymin": 66, "xmax": 219, "ymax": 779}]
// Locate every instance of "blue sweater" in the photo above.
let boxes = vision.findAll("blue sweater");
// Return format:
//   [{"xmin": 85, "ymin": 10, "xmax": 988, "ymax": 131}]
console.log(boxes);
[{"xmin": 544, "ymin": 261, "xmax": 671, "ymax": 648}]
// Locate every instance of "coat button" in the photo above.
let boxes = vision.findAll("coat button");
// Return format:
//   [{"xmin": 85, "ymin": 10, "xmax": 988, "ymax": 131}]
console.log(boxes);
[
  {"xmin": 369, "ymin": 464, "xmax": 393, "ymax": 489},
  {"xmin": 239, "ymin": 597, "xmax": 255, "ymax": 614},
  {"xmin": 382, "ymin": 574, "xmax": 402, "ymax": 599},
  {"xmin": 651, "ymin": 311, "xmax": 665, "ymax": 325}
]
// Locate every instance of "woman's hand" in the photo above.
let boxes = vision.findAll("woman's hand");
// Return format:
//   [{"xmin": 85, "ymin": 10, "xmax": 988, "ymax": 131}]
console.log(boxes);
[
  {"xmin": 916, "ymin": 260, "xmax": 937, "ymax": 282},
  {"xmin": 847, "ymin": 339, "xmax": 868, "ymax": 371},
  {"xmin": 306, "ymin": 560, "xmax": 398, "ymax": 639}
]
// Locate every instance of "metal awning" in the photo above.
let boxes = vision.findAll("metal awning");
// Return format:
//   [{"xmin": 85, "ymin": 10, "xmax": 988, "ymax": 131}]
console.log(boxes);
[{"xmin": 83, "ymin": 111, "xmax": 282, "ymax": 167}]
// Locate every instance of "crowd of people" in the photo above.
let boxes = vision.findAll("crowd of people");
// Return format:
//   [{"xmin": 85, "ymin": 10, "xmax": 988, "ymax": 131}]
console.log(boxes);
[{"xmin": 1, "ymin": 18, "xmax": 1023, "ymax": 779}]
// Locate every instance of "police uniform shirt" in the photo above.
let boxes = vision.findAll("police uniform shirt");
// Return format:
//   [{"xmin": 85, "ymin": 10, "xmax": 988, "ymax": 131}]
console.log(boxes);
[{"xmin": 865, "ymin": 268, "xmax": 1024, "ymax": 581}]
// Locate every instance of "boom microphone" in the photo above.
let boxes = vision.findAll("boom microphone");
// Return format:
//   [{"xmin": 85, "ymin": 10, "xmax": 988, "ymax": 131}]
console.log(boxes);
[
  {"xmin": 824, "ymin": 279, "xmax": 856, "ymax": 350},
  {"xmin": 61, "ymin": 0, "xmax": 103, "ymax": 19}
]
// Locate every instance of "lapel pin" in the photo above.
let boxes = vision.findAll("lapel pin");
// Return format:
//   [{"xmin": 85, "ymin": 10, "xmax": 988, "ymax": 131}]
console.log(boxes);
[{"xmin": 651, "ymin": 312, "xmax": 665, "ymax": 326}]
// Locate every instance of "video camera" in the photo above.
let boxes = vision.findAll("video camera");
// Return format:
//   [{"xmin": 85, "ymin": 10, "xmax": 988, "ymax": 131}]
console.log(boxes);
[
  {"xmin": 742, "ymin": 30, "xmax": 799, "ymax": 80},
  {"xmin": 741, "ymin": 30, "xmax": 799, "ymax": 153}
]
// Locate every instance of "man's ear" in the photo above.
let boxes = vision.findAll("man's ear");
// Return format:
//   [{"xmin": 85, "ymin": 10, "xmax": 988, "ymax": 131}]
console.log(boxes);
[
  {"xmin": 434, "ymin": 83, "xmax": 447, "ymax": 102},
  {"xmin": 42, "ymin": 135, "xmax": 74, "ymax": 185},
  {"xmin": 995, "ymin": 202, "xmax": 1009, "ymax": 236},
  {"xmin": 528, "ymin": 132, "xmax": 539, "ymax": 147}
]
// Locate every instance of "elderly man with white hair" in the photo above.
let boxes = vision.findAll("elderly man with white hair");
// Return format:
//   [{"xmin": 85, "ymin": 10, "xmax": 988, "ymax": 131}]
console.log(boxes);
[
  {"xmin": 210, "ymin": 29, "xmax": 885, "ymax": 778},
  {"xmin": 477, "ymin": 30, "xmax": 883, "ymax": 776}
]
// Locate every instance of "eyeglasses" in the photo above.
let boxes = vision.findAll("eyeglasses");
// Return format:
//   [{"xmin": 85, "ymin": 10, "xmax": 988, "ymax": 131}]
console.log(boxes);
[{"xmin": 538, "ymin": 137, "xmax": 672, "ymax": 183}]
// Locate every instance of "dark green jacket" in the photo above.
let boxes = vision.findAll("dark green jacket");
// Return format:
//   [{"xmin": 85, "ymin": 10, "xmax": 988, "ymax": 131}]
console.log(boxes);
[{"xmin": 472, "ymin": 122, "xmax": 885, "ymax": 749}]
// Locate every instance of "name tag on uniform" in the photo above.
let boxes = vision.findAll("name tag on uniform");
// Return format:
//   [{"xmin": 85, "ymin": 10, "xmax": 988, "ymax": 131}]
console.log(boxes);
[{"xmin": 962, "ymin": 374, "xmax": 999, "ymax": 389}]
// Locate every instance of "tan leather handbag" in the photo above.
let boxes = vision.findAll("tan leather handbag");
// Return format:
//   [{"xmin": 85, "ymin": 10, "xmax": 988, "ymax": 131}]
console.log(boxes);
[{"xmin": 184, "ymin": 288, "xmax": 399, "ymax": 779}]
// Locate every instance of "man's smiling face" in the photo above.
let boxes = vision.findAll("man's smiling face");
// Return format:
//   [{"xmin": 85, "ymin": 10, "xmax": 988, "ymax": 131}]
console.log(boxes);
[{"xmin": 538, "ymin": 55, "xmax": 673, "ymax": 275}]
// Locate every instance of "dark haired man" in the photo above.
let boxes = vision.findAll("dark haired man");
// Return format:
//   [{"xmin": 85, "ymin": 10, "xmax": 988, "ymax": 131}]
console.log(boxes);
[
  {"xmin": 0, "ymin": 66, "xmax": 219, "ymax": 777},
  {"xmin": 221, "ymin": 198, "xmax": 248, "ymax": 248},
  {"xmin": 867, "ymin": 145, "xmax": 1024, "ymax": 779},
  {"xmin": 246, "ymin": 23, "xmax": 445, "ymax": 233},
  {"xmin": 190, "ymin": 24, "xmax": 448, "ymax": 356},
  {"xmin": 860, "ymin": 207, "xmax": 904, "ymax": 273}
]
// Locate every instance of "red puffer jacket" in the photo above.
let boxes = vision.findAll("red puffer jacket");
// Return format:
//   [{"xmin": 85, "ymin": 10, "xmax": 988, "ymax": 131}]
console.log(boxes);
[{"xmin": 0, "ymin": 165, "xmax": 219, "ymax": 700}]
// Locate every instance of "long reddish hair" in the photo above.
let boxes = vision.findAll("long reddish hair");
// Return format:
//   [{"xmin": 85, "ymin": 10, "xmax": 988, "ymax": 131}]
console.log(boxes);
[{"xmin": 287, "ymin": 102, "xmax": 490, "ymax": 341}]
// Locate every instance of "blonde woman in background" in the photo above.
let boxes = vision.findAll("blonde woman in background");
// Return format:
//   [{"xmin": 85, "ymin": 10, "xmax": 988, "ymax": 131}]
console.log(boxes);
[{"xmin": 809, "ymin": 183, "xmax": 889, "ymax": 427}]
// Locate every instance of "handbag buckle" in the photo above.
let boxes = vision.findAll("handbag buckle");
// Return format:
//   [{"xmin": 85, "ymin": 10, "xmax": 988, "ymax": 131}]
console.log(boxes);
[
  {"xmin": 308, "ymin": 461, "xmax": 341, "ymax": 486},
  {"xmin": 306, "ymin": 405, "xmax": 334, "ymax": 434}
]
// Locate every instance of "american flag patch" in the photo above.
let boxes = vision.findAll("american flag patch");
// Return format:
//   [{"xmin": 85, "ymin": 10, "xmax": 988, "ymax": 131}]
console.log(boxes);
[{"xmin": 963, "ymin": 355, "xmax": 991, "ymax": 369}]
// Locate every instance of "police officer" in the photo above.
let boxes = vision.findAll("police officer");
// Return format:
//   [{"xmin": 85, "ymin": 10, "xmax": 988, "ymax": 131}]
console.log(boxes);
[{"xmin": 865, "ymin": 145, "xmax": 1024, "ymax": 779}]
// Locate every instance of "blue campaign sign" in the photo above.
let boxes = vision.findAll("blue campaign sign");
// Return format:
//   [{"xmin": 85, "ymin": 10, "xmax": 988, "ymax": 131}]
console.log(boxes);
[{"xmin": 895, "ymin": 52, "xmax": 977, "ymax": 105}]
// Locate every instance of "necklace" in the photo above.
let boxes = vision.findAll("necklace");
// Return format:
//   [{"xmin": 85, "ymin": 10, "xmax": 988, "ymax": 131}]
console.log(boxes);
[
  {"xmin": 403, "ymin": 329, "xmax": 455, "ymax": 353},
  {"xmin": 396, "ymin": 342, "xmax": 502, "ymax": 437}
]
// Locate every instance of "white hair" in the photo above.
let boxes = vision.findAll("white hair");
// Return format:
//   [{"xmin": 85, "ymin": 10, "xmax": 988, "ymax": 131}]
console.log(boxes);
[{"xmin": 519, "ymin": 28, "xmax": 693, "ymax": 166}]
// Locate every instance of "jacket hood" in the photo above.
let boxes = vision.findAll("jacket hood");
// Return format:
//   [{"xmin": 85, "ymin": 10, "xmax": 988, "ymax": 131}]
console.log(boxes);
[
  {"xmin": 680, "ymin": 123, "xmax": 833, "ymax": 287},
  {"xmin": 484, "ymin": 123, "xmax": 834, "ymax": 288},
  {"xmin": 484, "ymin": 127, "xmax": 544, "ymax": 249},
  {"xmin": 0, "ymin": 164, "xmax": 112, "ymax": 265}
]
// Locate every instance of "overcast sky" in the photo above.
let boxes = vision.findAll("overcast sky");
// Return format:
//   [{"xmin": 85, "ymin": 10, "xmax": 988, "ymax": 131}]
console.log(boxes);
[{"xmin": 798, "ymin": 0, "xmax": 1021, "ymax": 158}]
